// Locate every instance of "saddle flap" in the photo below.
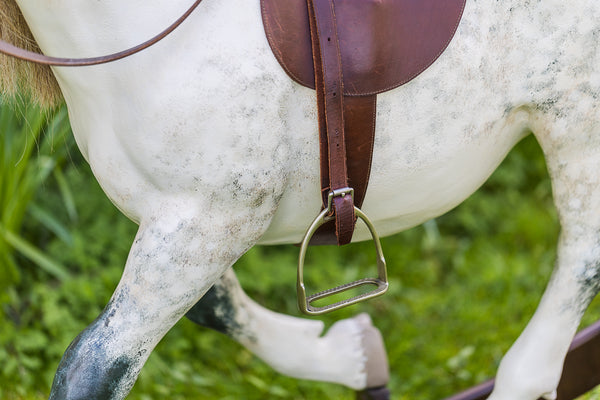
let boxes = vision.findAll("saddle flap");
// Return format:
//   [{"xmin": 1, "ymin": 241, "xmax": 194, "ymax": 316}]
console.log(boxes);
[{"xmin": 261, "ymin": 0, "xmax": 466, "ymax": 96}]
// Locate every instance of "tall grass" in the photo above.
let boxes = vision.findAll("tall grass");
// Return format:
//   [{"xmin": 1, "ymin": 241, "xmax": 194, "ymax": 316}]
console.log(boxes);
[
  {"xmin": 0, "ymin": 100, "xmax": 73, "ymax": 305},
  {"xmin": 0, "ymin": 100, "xmax": 80, "ymax": 399}
]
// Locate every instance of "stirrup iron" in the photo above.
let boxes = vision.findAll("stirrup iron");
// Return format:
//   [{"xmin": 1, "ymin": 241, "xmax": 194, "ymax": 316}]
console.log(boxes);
[{"xmin": 297, "ymin": 190, "xmax": 388, "ymax": 315}]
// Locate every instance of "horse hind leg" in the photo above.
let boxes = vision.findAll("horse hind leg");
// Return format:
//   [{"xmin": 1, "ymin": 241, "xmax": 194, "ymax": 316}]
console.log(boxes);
[
  {"xmin": 186, "ymin": 267, "xmax": 390, "ymax": 391},
  {"xmin": 488, "ymin": 101, "xmax": 600, "ymax": 400}
]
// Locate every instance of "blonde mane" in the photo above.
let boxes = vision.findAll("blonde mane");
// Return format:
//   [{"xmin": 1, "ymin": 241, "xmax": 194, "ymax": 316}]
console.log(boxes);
[{"xmin": 0, "ymin": 0, "xmax": 62, "ymax": 108}]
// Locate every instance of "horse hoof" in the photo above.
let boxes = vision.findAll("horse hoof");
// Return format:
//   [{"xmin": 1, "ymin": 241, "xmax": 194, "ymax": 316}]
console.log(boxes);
[
  {"xmin": 354, "ymin": 313, "xmax": 390, "ymax": 388},
  {"xmin": 355, "ymin": 386, "xmax": 391, "ymax": 400}
]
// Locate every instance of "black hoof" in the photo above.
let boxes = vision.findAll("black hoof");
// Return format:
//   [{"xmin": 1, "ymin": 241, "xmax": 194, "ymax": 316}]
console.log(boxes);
[{"xmin": 356, "ymin": 386, "xmax": 391, "ymax": 400}]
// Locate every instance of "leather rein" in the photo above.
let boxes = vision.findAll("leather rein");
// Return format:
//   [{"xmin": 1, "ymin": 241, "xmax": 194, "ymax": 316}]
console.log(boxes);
[{"xmin": 0, "ymin": 0, "xmax": 203, "ymax": 66}]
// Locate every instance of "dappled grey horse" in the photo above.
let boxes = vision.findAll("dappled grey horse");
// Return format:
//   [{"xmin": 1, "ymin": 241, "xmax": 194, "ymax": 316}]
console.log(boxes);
[{"xmin": 1, "ymin": 0, "xmax": 600, "ymax": 399}]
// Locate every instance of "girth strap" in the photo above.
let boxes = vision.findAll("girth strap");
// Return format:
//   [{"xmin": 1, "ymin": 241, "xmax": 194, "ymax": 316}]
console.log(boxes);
[{"xmin": 307, "ymin": 0, "xmax": 356, "ymax": 245}]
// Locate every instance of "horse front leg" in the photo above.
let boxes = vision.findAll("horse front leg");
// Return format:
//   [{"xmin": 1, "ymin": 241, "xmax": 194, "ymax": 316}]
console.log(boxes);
[
  {"xmin": 186, "ymin": 267, "xmax": 389, "ymax": 390},
  {"xmin": 488, "ymin": 108, "xmax": 600, "ymax": 400},
  {"xmin": 488, "ymin": 232, "xmax": 600, "ymax": 400},
  {"xmin": 48, "ymin": 202, "xmax": 258, "ymax": 400}
]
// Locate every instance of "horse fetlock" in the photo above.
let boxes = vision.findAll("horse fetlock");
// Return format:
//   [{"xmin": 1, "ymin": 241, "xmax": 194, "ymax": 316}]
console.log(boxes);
[
  {"xmin": 489, "ymin": 350, "xmax": 562, "ymax": 400},
  {"xmin": 488, "ymin": 384, "xmax": 559, "ymax": 400},
  {"xmin": 487, "ymin": 378, "xmax": 559, "ymax": 400}
]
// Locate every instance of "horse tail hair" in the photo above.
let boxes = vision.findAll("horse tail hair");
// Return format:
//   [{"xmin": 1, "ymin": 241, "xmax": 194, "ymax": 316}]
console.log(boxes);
[{"xmin": 0, "ymin": 0, "xmax": 62, "ymax": 109}]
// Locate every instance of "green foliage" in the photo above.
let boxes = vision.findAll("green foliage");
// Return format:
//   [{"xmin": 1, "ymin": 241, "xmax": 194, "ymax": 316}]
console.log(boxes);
[
  {"xmin": 0, "ymin": 101, "xmax": 73, "ymax": 290},
  {"xmin": 1, "ymin": 99, "xmax": 600, "ymax": 400},
  {"xmin": 0, "ymin": 101, "xmax": 77, "ymax": 399}
]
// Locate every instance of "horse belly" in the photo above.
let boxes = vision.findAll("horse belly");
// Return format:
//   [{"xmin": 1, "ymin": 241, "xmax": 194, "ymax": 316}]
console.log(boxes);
[
  {"xmin": 260, "ymin": 64, "xmax": 532, "ymax": 245},
  {"xmin": 260, "ymin": 122, "xmax": 528, "ymax": 245}
]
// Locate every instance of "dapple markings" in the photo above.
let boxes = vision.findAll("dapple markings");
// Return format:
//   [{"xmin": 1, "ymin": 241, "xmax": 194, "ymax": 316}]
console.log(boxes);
[{"xmin": 1, "ymin": 0, "xmax": 600, "ymax": 399}]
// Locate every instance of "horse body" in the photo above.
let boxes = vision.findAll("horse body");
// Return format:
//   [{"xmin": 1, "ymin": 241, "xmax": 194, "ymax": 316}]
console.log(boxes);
[
  {"xmin": 24, "ymin": 0, "xmax": 538, "ymax": 241},
  {"xmin": 6, "ymin": 0, "xmax": 600, "ymax": 398}
]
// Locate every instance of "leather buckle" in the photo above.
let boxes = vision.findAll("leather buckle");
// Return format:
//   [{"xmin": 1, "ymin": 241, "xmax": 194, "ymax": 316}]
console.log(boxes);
[
  {"xmin": 326, "ymin": 187, "xmax": 354, "ymax": 214},
  {"xmin": 297, "ymin": 189, "xmax": 388, "ymax": 315}
]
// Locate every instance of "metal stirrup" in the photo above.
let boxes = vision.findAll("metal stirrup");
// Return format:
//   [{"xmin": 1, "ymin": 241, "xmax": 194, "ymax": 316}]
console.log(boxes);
[{"xmin": 297, "ymin": 190, "xmax": 388, "ymax": 315}]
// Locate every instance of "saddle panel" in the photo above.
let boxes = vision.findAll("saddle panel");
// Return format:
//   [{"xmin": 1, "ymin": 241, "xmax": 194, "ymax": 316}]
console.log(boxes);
[{"xmin": 261, "ymin": 0, "xmax": 466, "ymax": 96}]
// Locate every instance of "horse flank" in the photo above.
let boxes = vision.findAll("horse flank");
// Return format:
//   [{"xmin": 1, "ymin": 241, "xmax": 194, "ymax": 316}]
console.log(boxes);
[{"xmin": 0, "ymin": 0, "xmax": 61, "ymax": 108}]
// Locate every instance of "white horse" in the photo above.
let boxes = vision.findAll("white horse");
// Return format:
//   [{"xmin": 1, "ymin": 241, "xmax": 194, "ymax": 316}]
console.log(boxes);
[{"xmin": 1, "ymin": 0, "xmax": 600, "ymax": 399}]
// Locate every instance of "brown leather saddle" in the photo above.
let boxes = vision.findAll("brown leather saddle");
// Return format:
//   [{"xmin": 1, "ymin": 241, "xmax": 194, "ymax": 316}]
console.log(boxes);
[
  {"xmin": 262, "ymin": 0, "xmax": 466, "ymax": 246},
  {"xmin": 262, "ymin": 0, "xmax": 465, "ymax": 314}
]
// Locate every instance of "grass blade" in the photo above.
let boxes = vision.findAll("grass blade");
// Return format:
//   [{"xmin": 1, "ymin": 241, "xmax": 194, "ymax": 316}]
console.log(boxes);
[
  {"xmin": 53, "ymin": 167, "xmax": 78, "ymax": 222},
  {"xmin": 28, "ymin": 203, "xmax": 73, "ymax": 245},
  {"xmin": 0, "ymin": 223, "xmax": 69, "ymax": 281}
]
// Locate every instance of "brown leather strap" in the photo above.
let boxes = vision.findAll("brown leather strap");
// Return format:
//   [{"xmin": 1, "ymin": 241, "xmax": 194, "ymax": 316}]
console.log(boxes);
[
  {"xmin": 310, "ymin": 94, "xmax": 376, "ymax": 246},
  {"xmin": 307, "ymin": 0, "xmax": 355, "ymax": 245},
  {"xmin": 343, "ymin": 95, "xmax": 377, "ymax": 210},
  {"xmin": 0, "ymin": 0, "xmax": 203, "ymax": 66}
]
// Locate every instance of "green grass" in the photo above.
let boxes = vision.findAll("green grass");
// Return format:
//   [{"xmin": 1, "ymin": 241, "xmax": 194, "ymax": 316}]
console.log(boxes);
[
  {"xmin": 0, "ymin": 102, "xmax": 73, "ymax": 288},
  {"xmin": 1, "ymin": 100, "xmax": 600, "ymax": 399}
]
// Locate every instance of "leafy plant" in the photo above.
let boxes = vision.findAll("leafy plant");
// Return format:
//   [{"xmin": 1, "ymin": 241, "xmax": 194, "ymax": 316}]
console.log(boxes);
[{"xmin": 0, "ymin": 100, "xmax": 74, "ymax": 289}]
